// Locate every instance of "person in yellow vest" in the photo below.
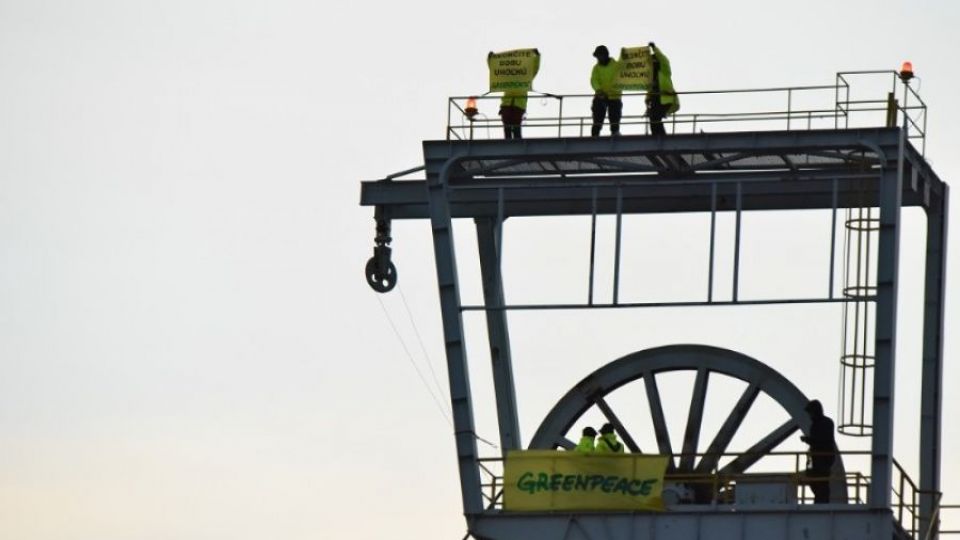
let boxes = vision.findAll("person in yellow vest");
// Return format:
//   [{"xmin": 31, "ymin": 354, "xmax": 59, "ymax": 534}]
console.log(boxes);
[
  {"xmin": 498, "ymin": 49, "xmax": 540, "ymax": 140},
  {"xmin": 573, "ymin": 426, "xmax": 597, "ymax": 453},
  {"xmin": 590, "ymin": 45, "xmax": 622, "ymax": 137},
  {"xmin": 595, "ymin": 423, "xmax": 625, "ymax": 453},
  {"xmin": 645, "ymin": 42, "xmax": 680, "ymax": 136}
]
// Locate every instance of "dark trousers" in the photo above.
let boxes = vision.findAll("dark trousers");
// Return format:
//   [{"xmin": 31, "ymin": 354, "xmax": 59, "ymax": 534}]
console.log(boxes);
[
  {"xmin": 647, "ymin": 99, "xmax": 667, "ymax": 136},
  {"xmin": 807, "ymin": 456, "xmax": 835, "ymax": 504},
  {"xmin": 499, "ymin": 105, "xmax": 524, "ymax": 139},
  {"xmin": 591, "ymin": 97, "xmax": 622, "ymax": 136}
]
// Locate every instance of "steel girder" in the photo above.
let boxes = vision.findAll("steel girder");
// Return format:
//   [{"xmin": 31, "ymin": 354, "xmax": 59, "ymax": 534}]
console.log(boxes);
[{"xmin": 361, "ymin": 130, "xmax": 944, "ymax": 221}]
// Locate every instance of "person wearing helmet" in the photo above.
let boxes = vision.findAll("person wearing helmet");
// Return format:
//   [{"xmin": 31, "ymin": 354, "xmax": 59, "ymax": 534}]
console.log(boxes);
[
  {"xmin": 800, "ymin": 399, "xmax": 837, "ymax": 503},
  {"xmin": 595, "ymin": 423, "xmax": 625, "ymax": 453},
  {"xmin": 574, "ymin": 426, "xmax": 598, "ymax": 453},
  {"xmin": 645, "ymin": 42, "xmax": 679, "ymax": 136},
  {"xmin": 590, "ymin": 45, "xmax": 622, "ymax": 137}
]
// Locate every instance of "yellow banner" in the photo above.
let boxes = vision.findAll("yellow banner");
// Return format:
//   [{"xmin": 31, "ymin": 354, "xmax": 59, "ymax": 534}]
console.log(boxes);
[
  {"xmin": 488, "ymin": 49, "xmax": 540, "ymax": 92},
  {"xmin": 615, "ymin": 46, "xmax": 653, "ymax": 90},
  {"xmin": 503, "ymin": 450, "xmax": 669, "ymax": 511}
]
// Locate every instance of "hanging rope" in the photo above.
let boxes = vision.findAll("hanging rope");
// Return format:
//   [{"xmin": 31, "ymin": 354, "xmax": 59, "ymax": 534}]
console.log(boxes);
[
  {"xmin": 397, "ymin": 285, "xmax": 448, "ymax": 404},
  {"xmin": 375, "ymin": 293, "xmax": 453, "ymax": 427},
  {"xmin": 474, "ymin": 432, "xmax": 499, "ymax": 450},
  {"xmin": 375, "ymin": 290, "xmax": 500, "ymax": 450}
]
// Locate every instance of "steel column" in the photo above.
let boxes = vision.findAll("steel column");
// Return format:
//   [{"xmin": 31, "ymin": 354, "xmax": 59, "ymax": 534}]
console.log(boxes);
[
  {"xmin": 919, "ymin": 185, "xmax": 949, "ymax": 538},
  {"xmin": 869, "ymin": 162, "xmax": 903, "ymax": 508},
  {"xmin": 427, "ymin": 159, "xmax": 483, "ymax": 514},
  {"xmin": 475, "ymin": 217, "xmax": 522, "ymax": 453}
]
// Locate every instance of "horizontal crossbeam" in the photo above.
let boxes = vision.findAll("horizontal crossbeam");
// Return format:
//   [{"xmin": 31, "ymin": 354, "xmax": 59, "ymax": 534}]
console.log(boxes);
[{"xmin": 362, "ymin": 129, "xmax": 943, "ymax": 220}]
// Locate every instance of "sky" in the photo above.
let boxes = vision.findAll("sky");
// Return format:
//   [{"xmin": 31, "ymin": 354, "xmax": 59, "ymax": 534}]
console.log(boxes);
[{"xmin": 1, "ymin": 1, "xmax": 959, "ymax": 539}]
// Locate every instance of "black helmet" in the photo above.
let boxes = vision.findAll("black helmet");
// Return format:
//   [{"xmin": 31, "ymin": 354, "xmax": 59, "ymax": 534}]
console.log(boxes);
[
  {"xmin": 582, "ymin": 426, "xmax": 597, "ymax": 437},
  {"xmin": 805, "ymin": 399, "xmax": 824, "ymax": 417},
  {"xmin": 599, "ymin": 422, "xmax": 615, "ymax": 434},
  {"xmin": 593, "ymin": 45, "xmax": 609, "ymax": 58}
]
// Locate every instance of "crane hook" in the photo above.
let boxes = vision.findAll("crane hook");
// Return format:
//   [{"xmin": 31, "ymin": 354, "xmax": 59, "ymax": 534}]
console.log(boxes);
[{"xmin": 365, "ymin": 211, "xmax": 397, "ymax": 293}]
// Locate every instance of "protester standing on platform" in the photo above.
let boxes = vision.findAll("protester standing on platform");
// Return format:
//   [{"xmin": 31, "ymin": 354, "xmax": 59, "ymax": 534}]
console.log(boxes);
[
  {"xmin": 646, "ymin": 42, "xmax": 680, "ymax": 136},
  {"xmin": 801, "ymin": 399, "xmax": 837, "ymax": 504},
  {"xmin": 590, "ymin": 45, "xmax": 622, "ymax": 137}
]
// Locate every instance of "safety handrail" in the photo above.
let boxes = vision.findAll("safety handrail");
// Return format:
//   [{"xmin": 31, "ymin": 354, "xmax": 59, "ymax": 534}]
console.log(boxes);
[
  {"xmin": 938, "ymin": 504, "xmax": 960, "ymax": 535},
  {"xmin": 447, "ymin": 71, "xmax": 928, "ymax": 155},
  {"xmin": 478, "ymin": 450, "xmax": 872, "ymax": 509},
  {"xmin": 475, "ymin": 449, "xmax": 951, "ymax": 537}
]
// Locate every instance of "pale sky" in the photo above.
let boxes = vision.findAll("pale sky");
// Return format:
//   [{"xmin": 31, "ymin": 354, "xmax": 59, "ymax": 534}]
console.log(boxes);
[{"xmin": 1, "ymin": 1, "xmax": 959, "ymax": 539}]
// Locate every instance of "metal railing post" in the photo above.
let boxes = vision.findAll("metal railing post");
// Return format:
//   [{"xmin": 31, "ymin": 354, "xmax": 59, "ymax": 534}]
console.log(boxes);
[
  {"xmin": 588, "ymin": 187, "xmax": 597, "ymax": 305},
  {"xmin": 708, "ymin": 182, "xmax": 717, "ymax": 302},
  {"xmin": 787, "ymin": 88, "xmax": 792, "ymax": 130},
  {"xmin": 733, "ymin": 182, "xmax": 742, "ymax": 302},
  {"xmin": 829, "ymin": 178, "xmax": 838, "ymax": 299},
  {"xmin": 557, "ymin": 96, "xmax": 564, "ymax": 138},
  {"xmin": 835, "ymin": 75, "xmax": 840, "ymax": 129},
  {"xmin": 613, "ymin": 185, "xmax": 623, "ymax": 305},
  {"xmin": 899, "ymin": 472, "xmax": 906, "ymax": 527}
]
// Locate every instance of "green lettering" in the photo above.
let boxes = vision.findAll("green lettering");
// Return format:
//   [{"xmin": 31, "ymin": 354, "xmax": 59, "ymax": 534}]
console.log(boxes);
[
  {"xmin": 602, "ymin": 476, "xmax": 617, "ymax": 493},
  {"xmin": 550, "ymin": 473, "xmax": 563, "ymax": 491},
  {"xmin": 562, "ymin": 475, "xmax": 575, "ymax": 491},
  {"xmin": 575, "ymin": 475, "xmax": 589, "ymax": 491},
  {"xmin": 589, "ymin": 475, "xmax": 605, "ymax": 490},
  {"xmin": 517, "ymin": 472, "xmax": 536, "ymax": 494},
  {"xmin": 640, "ymin": 478, "xmax": 658, "ymax": 496},
  {"xmin": 536, "ymin": 473, "xmax": 549, "ymax": 492},
  {"xmin": 614, "ymin": 478, "xmax": 631, "ymax": 494},
  {"xmin": 492, "ymin": 82, "xmax": 530, "ymax": 90}
]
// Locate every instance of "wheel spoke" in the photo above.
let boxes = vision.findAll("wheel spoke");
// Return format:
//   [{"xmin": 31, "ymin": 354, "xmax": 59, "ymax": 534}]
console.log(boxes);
[
  {"xmin": 643, "ymin": 371, "xmax": 674, "ymax": 458},
  {"xmin": 696, "ymin": 383, "xmax": 760, "ymax": 473},
  {"xmin": 718, "ymin": 419, "xmax": 799, "ymax": 476},
  {"xmin": 679, "ymin": 367, "xmax": 710, "ymax": 471},
  {"xmin": 595, "ymin": 397, "xmax": 641, "ymax": 453}
]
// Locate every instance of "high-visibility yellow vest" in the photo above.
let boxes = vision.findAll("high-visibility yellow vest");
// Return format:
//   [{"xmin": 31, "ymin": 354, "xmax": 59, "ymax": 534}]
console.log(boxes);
[
  {"xmin": 652, "ymin": 47, "xmax": 679, "ymax": 114},
  {"xmin": 595, "ymin": 433, "xmax": 625, "ymax": 453},
  {"xmin": 591, "ymin": 60, "xmax": 622, "ymax": 99},
  {"xmin": 500, "ymin": 51, "xmax": 540, "ymax": 110},
  {"xmin": 501, "ymin": 91, "xmax": 529, "ymax": 110},
  {"xmin": 574, "ymin": 435, "xmax": 596, "ymax": 454}
]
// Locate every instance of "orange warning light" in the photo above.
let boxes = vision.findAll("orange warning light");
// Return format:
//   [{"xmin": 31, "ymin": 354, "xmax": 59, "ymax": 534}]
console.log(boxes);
[
  {"xmin": 899, "ymin": 61, "xmax": 914, "ymax": 82},
  {"xmin": 465, "ymin": 96, "xmax": 479, "ymax": 120}
]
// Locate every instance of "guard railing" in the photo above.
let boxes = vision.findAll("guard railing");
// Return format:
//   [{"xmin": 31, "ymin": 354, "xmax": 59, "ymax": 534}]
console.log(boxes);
[
  {"xmin": 477, "ymin": 450, "xmax": 951, "ymax": 538},
  {"xmin": 447, "ymin": 71, "xmax": 927, "ymax": 154}
]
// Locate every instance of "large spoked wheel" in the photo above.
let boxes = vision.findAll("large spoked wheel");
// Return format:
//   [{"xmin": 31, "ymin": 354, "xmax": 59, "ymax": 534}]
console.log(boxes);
[{"xmin": 529, "ymin": 344, "xmax": 846, "ymax": 504}]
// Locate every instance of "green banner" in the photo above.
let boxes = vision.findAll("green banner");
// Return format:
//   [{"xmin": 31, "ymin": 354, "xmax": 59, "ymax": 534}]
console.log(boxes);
[
  {"xmin": 488, "ymin": 49, "xmax": 540, "ymax": 92},
  {"xmin": 503, "ymin": 450, "xmax": 669, "ymax": 511},
  {"xmin": 615, "ymin": 46, "xmax": 653, "ymax": 90}
]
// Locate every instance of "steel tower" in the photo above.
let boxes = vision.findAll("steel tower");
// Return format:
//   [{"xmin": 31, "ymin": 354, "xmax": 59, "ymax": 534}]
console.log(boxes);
[{"xmin": 360, "ymin": 71, "xmax": 949, "ymax": 539}]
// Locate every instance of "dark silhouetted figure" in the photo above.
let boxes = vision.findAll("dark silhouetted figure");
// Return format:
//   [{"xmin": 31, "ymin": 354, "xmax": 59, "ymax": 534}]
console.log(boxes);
[{"xmin": 801, "ymin": 399, "xmax": 837, "ymax": 504}]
